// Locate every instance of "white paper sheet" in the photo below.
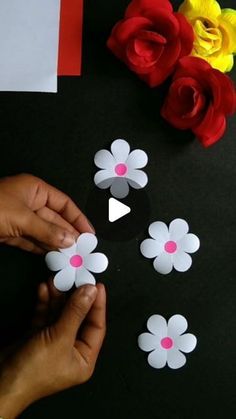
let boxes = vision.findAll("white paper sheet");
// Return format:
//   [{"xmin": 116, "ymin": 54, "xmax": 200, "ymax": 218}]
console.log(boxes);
[{"xmin": 0, "ymin": 0, "xmax": 61, "ymax": 92}]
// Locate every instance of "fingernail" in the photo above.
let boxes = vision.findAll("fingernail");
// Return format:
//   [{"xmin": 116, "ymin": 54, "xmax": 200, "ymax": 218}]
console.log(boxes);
[
  {"xmin": 61, "ymin": 233, "xmax": 75, "ymax": 247},
  {"xmin": 80, "ymin": 285, "xmax": 97, "ymax": 299},
  {"xmin": 87, "ymin": 218, "xmax": 95, "ymax": 233}
]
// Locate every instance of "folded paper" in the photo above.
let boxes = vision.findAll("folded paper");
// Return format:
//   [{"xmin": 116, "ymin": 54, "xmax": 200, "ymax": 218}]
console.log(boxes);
[
  {"xmin": 45, "ymin": 233, "xmax": 108, "ymax": 292},
  {"xmin": 0, "ymin": 0, "xmax": 60, "ymax": 92},
  {"xmin": 138, "ymin": 314, "xmax": 197, "ymax": 369},
  {"xmin": 140, "ymin": 219, "xmax": 200, "ymax": 274},
  {"xmin": 94, "ymin": 139, "xmax": 148, "ymax": 199}
]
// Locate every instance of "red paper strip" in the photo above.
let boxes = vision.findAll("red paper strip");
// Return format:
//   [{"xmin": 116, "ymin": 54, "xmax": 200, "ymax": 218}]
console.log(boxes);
[{"xmin": 58, "ymin": 0, "xmax": 83, "ymax": 76}]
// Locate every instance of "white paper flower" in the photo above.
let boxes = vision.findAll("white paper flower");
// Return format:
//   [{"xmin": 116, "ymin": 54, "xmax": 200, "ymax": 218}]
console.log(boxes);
[
  {"xmin": 94, "ymin": 139, "xmax": 148, "ymax": 199},
  {"xmin": 140, "ymin": 219, "xmax": 200, "ymax": 274},
  {"xmin": 138, "ymin": 314, "xmax": 197, "ymax": 369},
  {"xmin": 45, "ymin": 233, "xmax": 108, "ymax": 292}
]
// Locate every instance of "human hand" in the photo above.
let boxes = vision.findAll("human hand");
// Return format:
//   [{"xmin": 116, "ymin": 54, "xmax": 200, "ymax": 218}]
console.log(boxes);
[
  {"xmin": 0, "ymin": 174, "xmax": 94, "ymax": 254},
  {"xmin": 0, "ymin": 283, "xmax": 106, "ymax": 419}
]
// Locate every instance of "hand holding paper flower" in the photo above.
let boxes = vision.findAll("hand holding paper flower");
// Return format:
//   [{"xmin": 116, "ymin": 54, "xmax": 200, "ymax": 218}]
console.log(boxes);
[
  {"xmin": 107, "ymin": 0, "xmax": 194, "ymax": 87},
  {"xmin": 179, "ymin": 0, "xmax": 236, "ymax": 72},
  {"xmin": 46, "ymin": 233, "xmax": 108, "ymax": 292}
]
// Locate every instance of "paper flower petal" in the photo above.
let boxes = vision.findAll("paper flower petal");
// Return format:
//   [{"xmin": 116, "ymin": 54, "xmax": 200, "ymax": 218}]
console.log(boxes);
[
  {"xmin": 173, "ymin": 251, "xmax": 192, "ymax": 272},
  {"xmin": 45, "ymin": 251, "xmax": 68, "ymax": 271},
  {"xmin": 140, "ymin": 239, "xmax": 164, "ymax": 258},
  {"xmin": 176, "ymin": 333, "xmax": 197, "ymax": 353},
  {"xmin": 167, "ymin": 349, "xmax": 186, "ymax": 369},
  {"xmin": 94, "ymin": 149, "xmax": 115, "ymax": 169},
  {"xmin": 147, "ymin": 315, "xmax": 167, "ymax": 336},
  {"xmin": 127, "ymin": 169, "xmax": 148, "ymax": 189},
  {"xmin": 148, "ymin": 348, "xmax": 167, "ymax": 369},
  {"xmin": 110, "ymin": 177, "xmax": 129, "ymax": 199},
  {"xmin": 126, "ymin": 149, "xmax": 148, "ymax": 169},
  {"xmin": 169, "ymin": 218, "xmax": 189, "ymax": 241},
  {"xmin": 179, "ymin": 233, "xmax": 200, "ymax": 253},
  {"xmin": 168, "ymin": 315, "xmax": 188, "ymax": 337},
  {"xmin": 111, "ymin": 139, "xmax": 130, "ymax": 163},
  {"xmin": 153, "ymin": 252, "xmax": 173, "ymax": 275},
  {"xmin": 75, "ymin": 267, "xmax": 96, "ymax": 288},
  {"xmin": 83, "ymin": 253, "xmax": 108, "ymax": 273},
  {"xmin": 53, "ymin": 267, "xmax": 75, "ymax": 292},
  {"xmin": 76, "ymin": 233, "xmax": 98, "ymax": 257},
  {"xmin": 138, "ymin": 333, "xmax": 159, "ymax": 352},
  {"xmin": 60, "ymin": 242, "xmax": 77, "ymax": 257},
  {"xmin": 149, "ymin": 221, "xmax": 169, "ymax": 241},
  {"xmin": 94, "ymin": 169, "xmax": 114, "ymax": 189}
]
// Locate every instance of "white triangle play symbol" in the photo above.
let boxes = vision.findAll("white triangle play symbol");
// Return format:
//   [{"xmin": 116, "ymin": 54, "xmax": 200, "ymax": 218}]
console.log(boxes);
[{"xmin": 108, "ymin": 198, "xmax": 131, "ymax": 223}]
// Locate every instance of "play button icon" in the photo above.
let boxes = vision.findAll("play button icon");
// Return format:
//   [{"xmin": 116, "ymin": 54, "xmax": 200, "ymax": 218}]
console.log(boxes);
[
  {"xmin": 86, "ymin": 187, "xmax": 150, "ymax": 241},
  {"xmin": 109, "ymin": 198, "xmax": 131, "ymax": 223}
]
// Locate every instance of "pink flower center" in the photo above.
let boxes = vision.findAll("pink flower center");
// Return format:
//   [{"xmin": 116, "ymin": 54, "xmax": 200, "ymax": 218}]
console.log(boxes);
[
  {"xmin": 115, "ymin": 163, "xmax": 127, "ymax": 176},
  {"xmin": 164, "ymin": 241, "xmax": 177, "ymax": 254},
  {"xmin": 70, "ymin": 255, "xmax": 83, "ymax": 268},
  {"xmin": 161, "ymin": 337, "xmax": 173, "ymax": 350}
]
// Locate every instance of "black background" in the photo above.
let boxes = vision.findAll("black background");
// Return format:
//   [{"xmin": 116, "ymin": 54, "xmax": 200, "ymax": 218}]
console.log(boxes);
[{"xmin": 0, "ymin": 0, "xmax": 236, "ymax": 417}]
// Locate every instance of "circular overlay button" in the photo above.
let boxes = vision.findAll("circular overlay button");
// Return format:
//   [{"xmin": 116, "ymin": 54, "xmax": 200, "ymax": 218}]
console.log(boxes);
[{"xmin": 85, "ymin": 188, "xmax": 150, "ymax": 242}]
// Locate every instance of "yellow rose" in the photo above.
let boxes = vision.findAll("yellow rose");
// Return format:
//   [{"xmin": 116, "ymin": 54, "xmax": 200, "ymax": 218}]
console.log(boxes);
[{"xmin": 179, "ymin": 0, "xmax": 236, "ymax": 72}]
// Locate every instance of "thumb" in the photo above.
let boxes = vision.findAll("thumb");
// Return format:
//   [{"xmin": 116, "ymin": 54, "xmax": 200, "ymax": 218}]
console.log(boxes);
[
  {"xmin": 22, "ymin": 211, "xmax": 75, "ymax": 249},
  {"xmin": 54, "ymin": 285, "xmax": 98, "ymax": 341}
]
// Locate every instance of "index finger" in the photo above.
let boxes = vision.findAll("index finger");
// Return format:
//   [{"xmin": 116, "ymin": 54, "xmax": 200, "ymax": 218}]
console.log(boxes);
[
  {"xmin": 75, "ymin": 284, "xmax": 106, "ymax": 364},
  {"xmin": 43, "ymin": 182, "xmax": 95, "ymax": 234}
]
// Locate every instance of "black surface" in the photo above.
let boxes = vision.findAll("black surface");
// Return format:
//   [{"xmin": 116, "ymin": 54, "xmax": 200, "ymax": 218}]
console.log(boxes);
[{"xmin": 0, "ymin": 0, "xmax": 236, "ymax": 417}]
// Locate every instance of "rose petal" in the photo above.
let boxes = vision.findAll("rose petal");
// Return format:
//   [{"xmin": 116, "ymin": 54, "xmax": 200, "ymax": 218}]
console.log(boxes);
[
  {"xmin": 83, "ymin": 253, "xmax": 108, "ymax": 273},
  {"xmin": 161, "ymin": 81, "xmax": 206, "ymax": 130},
  {"xmin": 168, "ymin": 314, "xmax": 188, "ymax": 337},
  {"xmin": 147, "ymin": 348, "xmax": 167, "ymax": 369},
  {"xmin": 45, "ymin": 251, "xmax": 68, "ymax": 271},
  {"xmin": 138, "ymin": 332, "xmax": 160, "ymax": 351},
  {"xmin": 141, "ymin": 64, "xmax": 175, "ymax": 87},
  {"xmin": 53, "ymin": 267, "xmax": 75, "ymax": 292},
  {"xmin": 110, "ymin": 17, "xmax": 152, "ymax": 46},
  {"xmin": 167, "ymin": 348, "xmax": 186, "ymax": 369},
  {"xmin": 193, "ymin": 106, "xmax": 226, "ymax": 147},
  {"xmin": 146, "ymin": 8, "xmax": 179, "ymax": 40},
  {"xmin": 125, "ymin": 0, "xmax": 173, "ymax": 18},
  {"xmin": 210, "ymin": 69, "xmax": 236, "ymax": 115},
  {"xmin": 176, "ymin": 333, "xmax": 197, "ymax": 353},
  {"xmin": 178, "ymin": 0, "xmax": 221, "ymax": 21},
  {"xmin": 76, "ymin": 233, "xmax": 98, "ymax": 257},
  {"xmin": 153, "ymin": 252, "xmax": 173, "ymax": 275},
  {"xmin": 174, "ymin": 12, "xmax": 194, "ymax": 57},
  {"xmin": 147, "ymin": 314, "xmax": 168, "ymax": 336},
  {"xmin": 173, "ymin": 56, "xmax": 211, "ymax": 87},
  {"xmin": 75, "ymin": 267, "xmax": 96, "ymax": 288}
]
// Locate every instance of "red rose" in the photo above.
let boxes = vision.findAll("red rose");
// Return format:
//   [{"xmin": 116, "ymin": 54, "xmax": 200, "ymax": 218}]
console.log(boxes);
[
  {"xmin": 161, "ymin": 57, "xmax": 236, "ymax": 147},
  {"xmin": 107, "ymin": 0, "xmax": 194, "ymax": 87}
]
